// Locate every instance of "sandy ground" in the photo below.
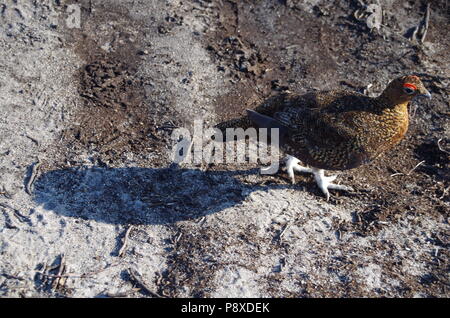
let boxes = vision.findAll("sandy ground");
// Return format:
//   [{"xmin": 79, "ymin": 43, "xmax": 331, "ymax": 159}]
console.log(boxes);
[{"xmin": 0, "ymin": 0, "xmax": 448, "ymax": 297}]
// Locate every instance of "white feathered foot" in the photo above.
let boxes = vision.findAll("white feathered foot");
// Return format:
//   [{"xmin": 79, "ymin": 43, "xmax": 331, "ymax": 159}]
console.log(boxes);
[{"xmin": 284, "ymin": 155, "xmax": 353, "ymax": 200}]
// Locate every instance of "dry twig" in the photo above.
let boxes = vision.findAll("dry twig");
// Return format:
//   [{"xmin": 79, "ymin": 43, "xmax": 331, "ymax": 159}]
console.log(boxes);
[
  {"xmin": 103, "ymin": 288, "xmax": 141, "ymax": 298},
  {"xmin": 118, "ymin": 225, "xmax": 134, "ymax": 257},
  {"xmin": 25, "ymin": 159, "xmax": 41, "ymax": 195},
  {"xmin": 37, "ymin": 261, "xmax": 122, "ymax": 280},
  {"xmin": 127, "ymin": 268, "xmax": 164, "ymax": 298},
  {"xmin": 279, "ymin": 223, "xmax": 289, "ymax": 240},
  {"xmin": 51, "ymin": 254, "xmax": 66, "ymax": 290},
  {"xmin": 420, "ymin": 3, "xmax": 431, "ymax": 43},
  {"xmin": 0, "ymin": 203, "xmax": 31, "ymax": 224},
  {"xmin": 25, "ymin": 134, "xmax": 40, "ymax": 146}
]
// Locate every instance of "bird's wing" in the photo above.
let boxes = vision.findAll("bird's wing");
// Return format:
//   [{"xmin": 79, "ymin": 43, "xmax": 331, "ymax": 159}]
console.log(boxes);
[{"xmin": 283, "ymin": 106, "xmax": 371, "ymax": 170}]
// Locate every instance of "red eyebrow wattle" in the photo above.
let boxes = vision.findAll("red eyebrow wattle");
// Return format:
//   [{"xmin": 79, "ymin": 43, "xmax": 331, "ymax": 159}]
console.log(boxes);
[{"xmin": 403, "ymin": 83, "xmax": 417, "ymax": 90}]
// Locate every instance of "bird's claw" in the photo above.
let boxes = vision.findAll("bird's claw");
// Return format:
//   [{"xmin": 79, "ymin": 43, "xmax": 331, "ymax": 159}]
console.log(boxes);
[{"xmin": 313, "ymin": 169, "xmax": 354, "ymax": 200}]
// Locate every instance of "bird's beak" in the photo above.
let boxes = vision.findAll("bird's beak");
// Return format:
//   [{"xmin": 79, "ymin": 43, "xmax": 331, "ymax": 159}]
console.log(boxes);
[{"xmin": 418, "ymin": 88, "xmax": 432, "ymax": 99}]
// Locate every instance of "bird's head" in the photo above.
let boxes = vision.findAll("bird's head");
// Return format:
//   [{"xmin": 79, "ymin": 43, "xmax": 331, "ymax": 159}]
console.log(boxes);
[{"xmin": 381, "ymin": 75, "xmax": 431, "ymax": 105}]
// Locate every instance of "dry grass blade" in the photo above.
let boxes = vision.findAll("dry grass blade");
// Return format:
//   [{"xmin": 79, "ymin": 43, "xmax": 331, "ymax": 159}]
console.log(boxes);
[
  {"xmin": 406, "ymin": 160, "xmax": 425, "ymax": 175},
  {"xmin": 390, "ymin": 160, "xmax": 425, "ymax": 177}
]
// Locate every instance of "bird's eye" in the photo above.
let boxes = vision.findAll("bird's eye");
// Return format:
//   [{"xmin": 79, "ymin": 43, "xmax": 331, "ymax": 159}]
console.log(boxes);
[{"xmin": 403, "ymin": 87, "xmax": 415, "ymax": 95}]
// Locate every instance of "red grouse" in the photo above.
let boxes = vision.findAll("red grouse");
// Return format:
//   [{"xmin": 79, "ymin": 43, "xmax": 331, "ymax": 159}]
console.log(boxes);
[{"xmin": 221, "ymin": 75, "xmax": 432, "ymax": 200}]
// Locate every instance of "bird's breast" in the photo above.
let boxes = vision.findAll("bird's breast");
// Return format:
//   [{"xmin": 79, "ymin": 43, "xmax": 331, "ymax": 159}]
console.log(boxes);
[{"xmin": 362, "ymin": 103, "xmax": 409, "ymax": 157}]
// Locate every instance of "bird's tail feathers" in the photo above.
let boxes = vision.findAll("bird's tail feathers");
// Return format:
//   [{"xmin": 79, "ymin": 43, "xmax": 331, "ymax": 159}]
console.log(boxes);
[{"xmin": 246, "ymin": 109, "xmax": 288, "ymax": 146}]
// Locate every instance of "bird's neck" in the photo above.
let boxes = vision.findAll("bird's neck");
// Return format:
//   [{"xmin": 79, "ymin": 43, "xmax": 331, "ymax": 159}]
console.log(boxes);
[
  {"xmin": 387, "ymin": 101, "xmax": 409, "ymax": 115},
  {"xmin": 378, "ymin": 88, "xmax": 410, "ymax": 107},
  {"xmin": 376, "ymin": 94, "xmax": 410, "ymax": 115},
  {"xmin": 373, "ymin": 94, "xmax": 410, "ymax": 139}
]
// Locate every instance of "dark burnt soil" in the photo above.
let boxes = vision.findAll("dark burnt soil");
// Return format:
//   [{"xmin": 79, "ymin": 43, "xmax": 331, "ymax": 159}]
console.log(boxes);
[
  {"xmin": 48, "ymin": 1, "xmax": 182, "ymax": 169},
  {"xmin": 44, "ymin": 0, "xmax": 449, "ymax": 297}
]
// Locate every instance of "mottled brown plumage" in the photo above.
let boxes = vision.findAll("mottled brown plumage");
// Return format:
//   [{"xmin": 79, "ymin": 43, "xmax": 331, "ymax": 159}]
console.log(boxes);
[{"xmin": 249, "ymin": 75, "xmax": 431, "ymax": 170}]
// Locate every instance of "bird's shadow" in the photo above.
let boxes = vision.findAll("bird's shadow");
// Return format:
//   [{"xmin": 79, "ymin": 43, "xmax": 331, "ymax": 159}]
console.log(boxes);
[{"xmin": 32, "ymin": 166, "xmax": 291, "ymax": 225}]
